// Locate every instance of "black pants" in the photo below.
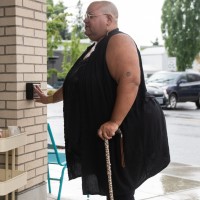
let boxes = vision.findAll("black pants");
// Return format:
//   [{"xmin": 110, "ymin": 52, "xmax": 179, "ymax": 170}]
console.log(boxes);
[{"xmin": 107, "ymin": 191, "xmax": 135, "ymax": 200}]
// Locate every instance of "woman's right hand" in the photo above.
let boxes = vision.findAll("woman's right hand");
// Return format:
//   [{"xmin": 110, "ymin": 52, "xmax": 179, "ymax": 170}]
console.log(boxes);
[{"xmin": 34, "ymin": 85, "xmax": 53, "ymax": 104}]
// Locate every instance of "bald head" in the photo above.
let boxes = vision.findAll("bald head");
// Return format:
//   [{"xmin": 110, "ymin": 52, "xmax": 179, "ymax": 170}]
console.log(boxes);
[
  {"xmin": 89, "ymin": 1, "xmax": 118, "ymax": 22},
  {"xmin": 84, "ymin": 1, "xmax": 119, "ymax": 41}
]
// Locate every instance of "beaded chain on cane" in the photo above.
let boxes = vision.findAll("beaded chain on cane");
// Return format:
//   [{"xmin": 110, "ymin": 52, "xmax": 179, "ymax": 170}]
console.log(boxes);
[{"xmin": 104, "ymin": 139, "xmax": 114, "ymax": 200}]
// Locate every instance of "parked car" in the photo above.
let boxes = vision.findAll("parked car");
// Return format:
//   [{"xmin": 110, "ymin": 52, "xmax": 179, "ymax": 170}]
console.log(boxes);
[
  {"xmin": 53, "ymin": 80, "xmax": 64, "ymax": 89},
  {"xmin": 47, "ymin": 84, "xmax": 56, "ymax": 95},
  {"xmin": 47, "ymin": 84, "xmax": 54, "ymax": 89},
  {"xmin": 146, "ymin": 85, "xmax": 166, "ymax": 106},
  {"xmin": 146, "ymin": 71, "xmax": 200, "ymax": 109}
]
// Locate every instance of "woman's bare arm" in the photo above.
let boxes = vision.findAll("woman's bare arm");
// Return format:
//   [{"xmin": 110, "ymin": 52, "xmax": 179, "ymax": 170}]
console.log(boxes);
[
  {"xmin": 98, "ymin": 34, "xmax": 140, "ymax": 140},
  {"xmin": 107, "ymin": 34, "xmax": 140, "ymax": 126}
]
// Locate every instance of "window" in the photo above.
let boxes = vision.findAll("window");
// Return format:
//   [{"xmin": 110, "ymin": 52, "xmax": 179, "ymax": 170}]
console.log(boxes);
[{"xmin": 187, "ymin": 74, "xmax": 200, "ymax": 82}]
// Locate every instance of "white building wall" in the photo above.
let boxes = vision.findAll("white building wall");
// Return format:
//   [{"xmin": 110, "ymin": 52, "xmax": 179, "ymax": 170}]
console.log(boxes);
[
  {"xmin": 141, "ymin": 46, "xmax": 177, "ymax": 76},
  {"xmin": 142, "ymin": 55, "xmax": 163, "ymax": 70}
]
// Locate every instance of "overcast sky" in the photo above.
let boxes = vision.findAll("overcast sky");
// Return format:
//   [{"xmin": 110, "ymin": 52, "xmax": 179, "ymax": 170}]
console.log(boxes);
[{"xmin": 53, "ymin": 0, "xmax": 165, "ymax": 47}]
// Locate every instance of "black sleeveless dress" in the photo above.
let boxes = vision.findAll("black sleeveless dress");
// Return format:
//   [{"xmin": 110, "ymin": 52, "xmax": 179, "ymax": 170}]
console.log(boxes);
[{"xmin": 62, "ymin": 28, "xmax": 170, "ymax": 196}]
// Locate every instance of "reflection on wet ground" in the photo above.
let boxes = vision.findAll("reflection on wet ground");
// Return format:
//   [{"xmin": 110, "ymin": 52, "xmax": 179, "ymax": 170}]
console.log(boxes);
[
  {"xmin": 136, "ymin": 162, "xmax": 200, "ymax": 199},
  {"xmin": 47, "ymin": 163, "xmax": 200, "ymax": 200}
]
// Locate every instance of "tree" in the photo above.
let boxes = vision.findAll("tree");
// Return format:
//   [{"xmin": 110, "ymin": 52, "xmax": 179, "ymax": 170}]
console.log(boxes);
[
  {"xmin": 75, "ymin": 0, "xmax": 87, "ymax": 39},
  {"xmin": 58, "ymin": 26, "xmax": 82, "ymax": 79},
  {"xmin": 57, "ymin": 0, "xmax": 89, "ymax": 79},
  {"xmin": 47, "ymin": 0, "xmax": 70, "ymax": 57},
  {"xmin": 47, "ymin": 0, "xmax": 89, "ymax": 80},
  {"xmin": 151, "ymin": 38, "xmax": 159, "ymax": 46},
  {"xmin": 161, "ymin": 0, "xmax": 200, "ymax": 71},
  {"xmin": 47, "ymin": 0, "xmax": 71, "ymax": 80}
]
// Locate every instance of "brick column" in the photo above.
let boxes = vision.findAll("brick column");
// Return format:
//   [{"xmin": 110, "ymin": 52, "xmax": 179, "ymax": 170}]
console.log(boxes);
[{"xmin": 0, "ymin": 0, "xmax": 47, "ymax": 199}]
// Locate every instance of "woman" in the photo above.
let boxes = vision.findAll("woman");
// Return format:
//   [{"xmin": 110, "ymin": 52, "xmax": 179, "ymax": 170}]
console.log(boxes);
[{"xmin": 35, "ymin": 1, "xmax": 170, "ymax": 200}]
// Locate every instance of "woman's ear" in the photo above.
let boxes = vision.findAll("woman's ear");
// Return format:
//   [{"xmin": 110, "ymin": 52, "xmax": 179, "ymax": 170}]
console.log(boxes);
[{"xmin": 106, "ymin": 14, "xmax": 113, "ymax": 25}]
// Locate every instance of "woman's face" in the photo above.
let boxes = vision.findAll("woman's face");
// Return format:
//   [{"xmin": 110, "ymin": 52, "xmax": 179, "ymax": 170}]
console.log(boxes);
[{"xmin": 84, "ymin": 3, "xmax": 109, "ymax": 42}]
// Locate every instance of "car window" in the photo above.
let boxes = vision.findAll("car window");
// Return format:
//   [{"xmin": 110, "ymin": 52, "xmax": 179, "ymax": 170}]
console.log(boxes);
[
  {"xmin": 178, "ymin": 74, "xmax": 187, "ymax": 83},
  {"xmin": 147, "ymin": 72, "xmax": 179, "ymax": 84},
  {"xmin": 187, "ymin": 74, "xmax": 200, "ymax": 82},
  {"xmin": 196, "ymin": 75, "xmax": 200, "ymax": 81}
]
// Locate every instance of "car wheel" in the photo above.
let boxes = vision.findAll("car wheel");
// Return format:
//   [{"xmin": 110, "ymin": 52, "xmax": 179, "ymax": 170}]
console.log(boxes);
[
  {"xmin": 169, "ymin": 94, "xmax": 177, "ymax": 109},
  {"xmin": 195, "ymin": 96, "xmax": 200, "ymax": 109}
]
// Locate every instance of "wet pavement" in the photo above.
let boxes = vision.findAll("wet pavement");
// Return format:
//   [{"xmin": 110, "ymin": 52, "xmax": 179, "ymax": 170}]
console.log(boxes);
[{"xmin": 47, "ymin": 162, "xmax": 200, "ymax": 200}]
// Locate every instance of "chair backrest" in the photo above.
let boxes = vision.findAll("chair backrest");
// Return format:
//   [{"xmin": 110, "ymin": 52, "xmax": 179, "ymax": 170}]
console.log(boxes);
[{"xmin": 47, "ymin": 123, "xmax": 66, "ymax": 166}]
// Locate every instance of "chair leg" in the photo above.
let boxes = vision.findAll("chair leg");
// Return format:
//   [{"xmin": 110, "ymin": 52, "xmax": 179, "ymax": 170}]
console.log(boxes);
[
  {"xmin": 47, "ymin": 165, "xmax": 52, "ymax": 193},
  {"xmin": 57, "ymin": 166, "xmax": 67, "ymax": 200}
]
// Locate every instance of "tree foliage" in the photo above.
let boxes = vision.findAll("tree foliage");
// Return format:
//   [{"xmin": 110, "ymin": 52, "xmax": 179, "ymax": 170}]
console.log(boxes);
[
  {"xmin": 74, "ymin": 0, "xmax": 87, "ymax": 39},
  {"xmin": 47, "ymin": 0, "xmax": 89, "ymax": 80},
  {"xmin": 58, "ymin": 26, "xmax": 82, "ymax": 79},
  {"xmin": 57, "ymin": 0, "xmax": 88, "ymax": 79},
  {"xmin": 47, "ymin": 0, "xmax": 70, "ymax": 57},
  {"xmin": 161, "ymin": 0, "xmax": 200, "ymax": 71}
]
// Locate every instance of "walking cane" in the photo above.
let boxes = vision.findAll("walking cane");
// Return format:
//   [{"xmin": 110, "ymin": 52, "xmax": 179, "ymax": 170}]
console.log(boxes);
[
  {"xmin": 104, "ymin": 138, "xmax": 114, "ymax": 200},
  {"xmin": 104, "ymin": 129, "xmax": 125, "ymax": 200}
]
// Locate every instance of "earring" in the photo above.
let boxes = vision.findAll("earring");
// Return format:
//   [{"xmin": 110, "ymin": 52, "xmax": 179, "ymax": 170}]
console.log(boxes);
[{"xmin": 106, "ymin": 31, "xmax": 109, "ymax": 36}]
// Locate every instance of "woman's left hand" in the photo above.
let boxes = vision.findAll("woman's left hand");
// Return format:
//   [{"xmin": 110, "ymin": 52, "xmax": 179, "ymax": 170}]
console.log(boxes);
[{"xmin": 97, "ymin": 121, "xmax": 119, "ymax": 140}]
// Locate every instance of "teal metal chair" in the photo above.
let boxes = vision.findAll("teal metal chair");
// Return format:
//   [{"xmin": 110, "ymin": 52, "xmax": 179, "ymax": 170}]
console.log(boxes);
[
  {"xmin": 47, "ymin": 123, "xmax": 67, "ymax": 200},
  {"xmin": 47, "ymin": 123, "xmax": 90, "ymax": 200}
]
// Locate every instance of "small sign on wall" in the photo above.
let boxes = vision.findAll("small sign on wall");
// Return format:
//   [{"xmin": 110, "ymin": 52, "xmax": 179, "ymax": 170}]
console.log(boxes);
[{"xmin": 167, "ymin": 57, "xmax": 177, "ymax": 71}]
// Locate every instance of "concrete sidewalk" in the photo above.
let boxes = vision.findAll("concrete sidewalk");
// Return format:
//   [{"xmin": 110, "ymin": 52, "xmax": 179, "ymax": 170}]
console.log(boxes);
[{"xmin": 47, "ymin": 162, "xmax": 200, "ymax": 200}]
